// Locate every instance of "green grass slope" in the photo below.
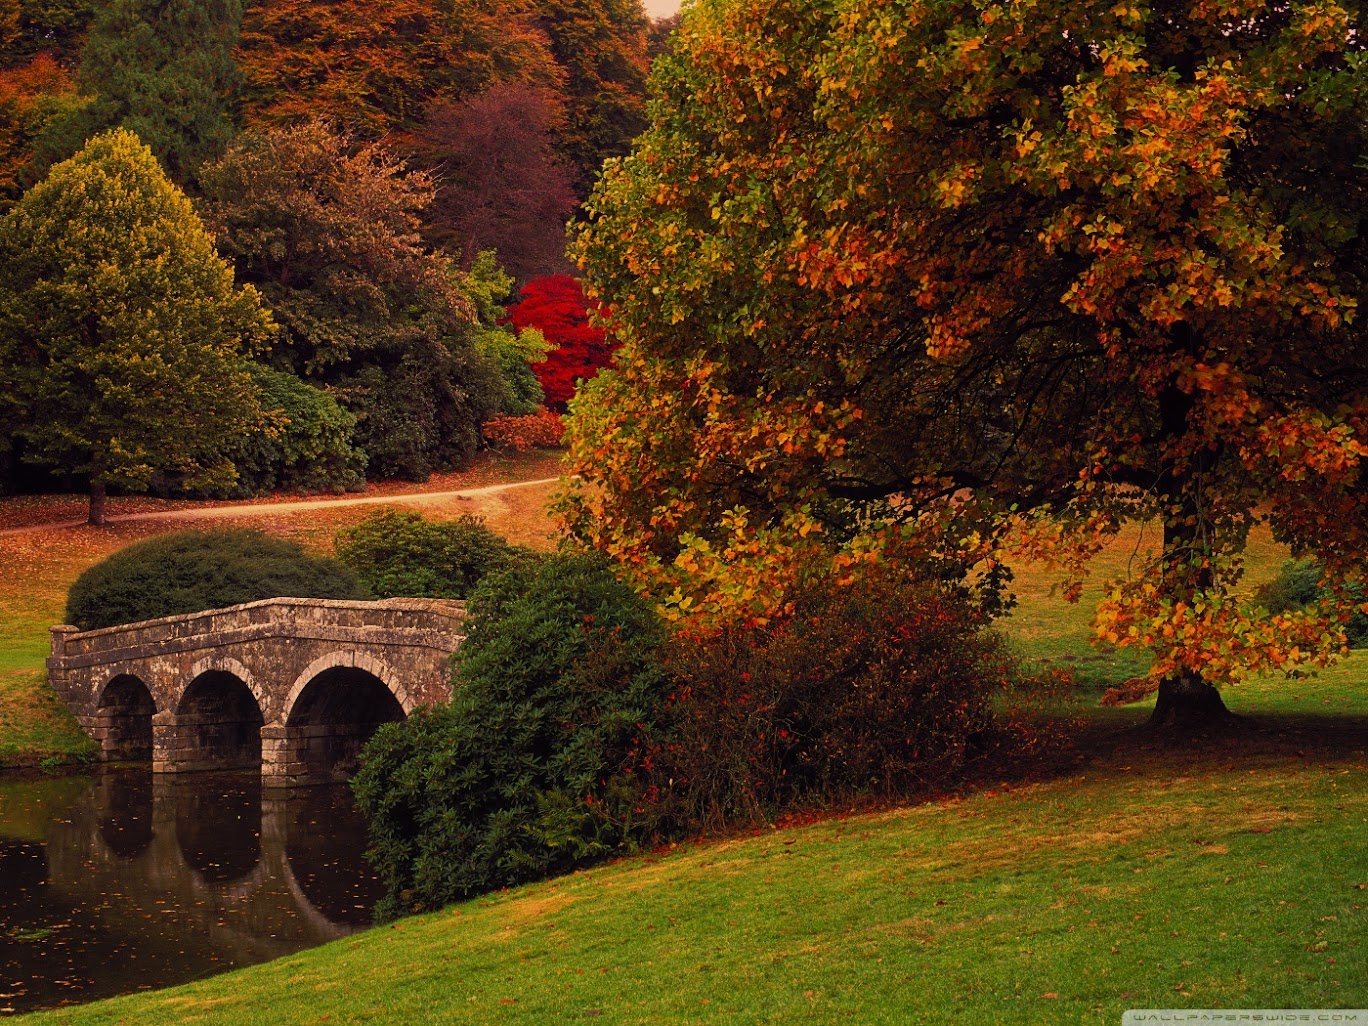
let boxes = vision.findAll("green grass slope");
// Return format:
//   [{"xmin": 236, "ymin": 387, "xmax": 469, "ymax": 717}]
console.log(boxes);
[{"xmin": 11, "ymin": 507, "xmax": 1368, "ymax": 1022}]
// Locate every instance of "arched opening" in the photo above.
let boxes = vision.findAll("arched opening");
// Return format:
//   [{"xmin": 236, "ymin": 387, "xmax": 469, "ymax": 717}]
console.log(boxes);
[
  {"xmin": 285, "ymin": 667, "xmax": 405, "ymax": 782},
  {"xmin": 95, "ymin": 674, "xmax": 155, "ymax": 762},
  {"xmin": 176, "ymin": 671, "xmax": 264, "ymax": 771}
]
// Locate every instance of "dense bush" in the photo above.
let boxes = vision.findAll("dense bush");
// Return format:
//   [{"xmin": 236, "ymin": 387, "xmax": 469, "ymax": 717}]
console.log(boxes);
[
  {"xmin": 481, "ymin": 409, "xmax": 564, "ymax": 451},
  {"xmin": 213, "ymin": 365, "xmax": 366, "ymax": 497},
  {"xmin": 640, "ymin": 567, "xmax": 1060, "ymax": 833},
  {"xmin": 339, "ymin": 351, "xmax": 501, "ymax": 482},
  {"xmin": 65, "ymin": 529, "xmax": 369, "ymax": 630},
  {"xmin": 353, "ymin": 557, "xmax": 1069, "ymax": 918},
  {"xmin": 352, "ymin": 552, "xmax": 667, "ymax": 919},
  {"xmin": 1255, "ymin": 559, "xmax": 1368, "ymax": 647},
  {"xmin": 333, "ymin": 510, "xmax": 522, "ymax": 600}
]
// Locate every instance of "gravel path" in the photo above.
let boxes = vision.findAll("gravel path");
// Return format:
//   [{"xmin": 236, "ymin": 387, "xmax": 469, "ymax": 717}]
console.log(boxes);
[{"xmin": 0, "ymin": 476, "xmax": 562, "ymax": 537}]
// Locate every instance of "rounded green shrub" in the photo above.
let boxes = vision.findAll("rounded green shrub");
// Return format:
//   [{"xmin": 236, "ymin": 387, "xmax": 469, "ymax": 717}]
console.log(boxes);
[
  {"xmin": 222, "ymin": 366, "xmax": 367, "ymax": 497},
  {"xmin": 64, "ymin": 529, "xmax": 370, "ymax": 630},
  {"xmin": 333, "ymin": 510, "xmax": 521, "ymax": 600},
  {"xmin": 1255, "ymin": 558, "xmax": 1368, "ymax": 647},
  {"xmin": 351, "ymin": 551, "xmax": 666, "ymax": 919}
]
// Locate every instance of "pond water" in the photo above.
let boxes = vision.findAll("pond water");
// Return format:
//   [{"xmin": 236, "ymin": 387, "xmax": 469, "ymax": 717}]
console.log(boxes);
[{"xmin": 0, "ymin": 768, "xmax": 384, "ymax": 1016}]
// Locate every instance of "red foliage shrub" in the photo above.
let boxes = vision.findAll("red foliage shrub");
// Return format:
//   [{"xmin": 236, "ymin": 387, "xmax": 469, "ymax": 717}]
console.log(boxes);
[
  {"xmin": 482, "ymin": 408, "xmax": 565, "ymax": 451},
  {"xmin": 632, "ymin": 566, "xmax": 1072, "ymax": 833},
  {"xmin": 506, "ymin": 275, "xmax": 617, "ymax": 410}
]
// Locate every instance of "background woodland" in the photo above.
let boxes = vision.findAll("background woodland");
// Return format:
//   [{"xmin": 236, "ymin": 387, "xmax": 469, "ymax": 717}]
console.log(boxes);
[{"xmin": 0, "ymin": 0, "xmax": 661, "ymax": 509}]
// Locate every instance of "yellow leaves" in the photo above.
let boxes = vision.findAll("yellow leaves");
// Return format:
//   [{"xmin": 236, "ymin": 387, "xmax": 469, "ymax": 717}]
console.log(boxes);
[
  {"xmin": 934, "ymin": 163, "xmax": 981, "ymax": 209},
  {"xmin": 1095, "ymin": 575, "xmax": 1347, "ymax": 685}
]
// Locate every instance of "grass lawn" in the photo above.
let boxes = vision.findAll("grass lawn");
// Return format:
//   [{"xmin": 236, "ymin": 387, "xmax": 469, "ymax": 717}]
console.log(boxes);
[{"xmin": 23, "ymin": 697, "xmax": 1368, "ymax": 1025}]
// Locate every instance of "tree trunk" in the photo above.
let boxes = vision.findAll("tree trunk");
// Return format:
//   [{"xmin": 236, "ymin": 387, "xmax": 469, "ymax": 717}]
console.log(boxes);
[
  {"xmin": 88, "ymin": 479, "xmax": 107, "ymax": 526},
  {"xmin": 1146, "ymin": 342, "xmax": 1239, "ymax": 731},
  {"xmin": 1147, "ymin": 669, "xmax": 1238, "ymax": 730}
]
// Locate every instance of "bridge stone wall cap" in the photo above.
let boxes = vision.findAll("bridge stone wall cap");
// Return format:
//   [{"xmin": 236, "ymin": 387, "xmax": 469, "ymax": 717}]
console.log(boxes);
[
  {"xmin": 52, "ymin": 595, "xmax": 468, "ymax": 644},
  {"xmin": 49, "ymin": 625, "xmax": 79, "ymax": 659}
]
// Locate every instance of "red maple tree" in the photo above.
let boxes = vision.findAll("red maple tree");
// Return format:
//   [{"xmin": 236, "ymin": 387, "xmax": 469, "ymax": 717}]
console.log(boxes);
[{"xmin": 506, "ymin": 275, "xmax": 616, "ymax": 410}]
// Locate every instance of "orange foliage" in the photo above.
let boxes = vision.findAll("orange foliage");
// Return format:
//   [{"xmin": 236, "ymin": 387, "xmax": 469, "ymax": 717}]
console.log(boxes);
[
  {"xmin": 0, "ymin": 53, "xmax": 74, "ymax": 204},
  {"xmin": 236, "ymin": 0, "xmax": 562, "ymax": 137},
  {"xmin": 566, "ymin": 0, "xmax": 1366, "ymax": 699}
]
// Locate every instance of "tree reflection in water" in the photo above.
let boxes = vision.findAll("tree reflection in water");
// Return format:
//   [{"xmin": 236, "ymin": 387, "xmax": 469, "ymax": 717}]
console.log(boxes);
[{"xmin": 0, "ymin": 768, "xmax": 383, "ymax": 1015}]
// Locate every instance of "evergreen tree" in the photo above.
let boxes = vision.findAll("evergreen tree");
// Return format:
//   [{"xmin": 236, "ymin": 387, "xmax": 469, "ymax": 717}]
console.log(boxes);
[
  {"xmin": 0, "ymin": 129, "xmax": 273, "ymax": 524},
  {"xmin": 32, "ymin": 0, "xmax": 242, "ymax": 183}
]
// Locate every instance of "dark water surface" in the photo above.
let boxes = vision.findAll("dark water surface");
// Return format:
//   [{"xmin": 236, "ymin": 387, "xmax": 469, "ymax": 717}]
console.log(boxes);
[{"xmin": 0, "ymin": 768, "xmax": 384, "ymax": 1015}]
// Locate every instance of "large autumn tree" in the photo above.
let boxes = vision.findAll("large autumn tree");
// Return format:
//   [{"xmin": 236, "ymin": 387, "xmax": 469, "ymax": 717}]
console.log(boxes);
[
  {"xmin": 235, "ymin": 0, "xmax": 561, "ymax": 137},
  {"xmin": 565, "ymin": 0, "xmax": 1367, "ymax": 725},
  {"xmin": 0, "ymin": 129, "xmax": 273, "ymax": 524}
]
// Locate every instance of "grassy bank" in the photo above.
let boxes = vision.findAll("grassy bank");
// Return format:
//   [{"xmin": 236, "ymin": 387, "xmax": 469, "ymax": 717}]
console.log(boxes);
[
  {"xmin": 24, "ymin": 691, "xmax": 1368, "ymax": 1025},
  {"xmin": 0, "ymin": 450, "xmax": 564, "ymax": 767}
]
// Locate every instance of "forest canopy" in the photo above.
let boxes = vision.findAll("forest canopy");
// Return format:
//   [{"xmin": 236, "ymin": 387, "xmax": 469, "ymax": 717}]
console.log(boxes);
[{"xmin": 0, "ymin": 0, "xmax": 663, "ymax": 498}]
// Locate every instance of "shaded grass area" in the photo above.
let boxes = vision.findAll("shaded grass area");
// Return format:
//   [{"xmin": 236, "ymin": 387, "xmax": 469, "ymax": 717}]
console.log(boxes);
[
  {"xmin": 24, "ymin": 705, "xmax": 1368, "ymax": 1025},
  {"xmin": 0, "ymin": 451, "xmax": 564, "ymax": 766}
]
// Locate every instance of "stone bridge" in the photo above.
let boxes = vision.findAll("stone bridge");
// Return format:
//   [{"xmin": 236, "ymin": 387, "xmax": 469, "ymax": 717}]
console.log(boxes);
[{"xmin": 48, "ymin": 597, "xmax": 465, "ymax": 785}]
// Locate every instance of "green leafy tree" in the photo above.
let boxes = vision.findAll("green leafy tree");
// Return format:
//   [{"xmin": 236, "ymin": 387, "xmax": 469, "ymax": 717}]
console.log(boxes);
[
  {"xmin": 463, "ymin": 251, "xmax": 550, "ymax": 416},
  {"xmin": 0, "ymin": 0, "xmax": 94, "ymax": 68},
  {"xmin": 0, "ymin": 128, "xmax": 273, "ymax": 524},
  {"xmin": 566, "ymin": 0, "xmax": 1367, "ymax": 726},
  {"xmin": 31, "ymin": 0, "xmax": 243, "ymax": 184},
  {"xmin": 216, "ymin": 365, "xmax": 367, "ymax": 497}
]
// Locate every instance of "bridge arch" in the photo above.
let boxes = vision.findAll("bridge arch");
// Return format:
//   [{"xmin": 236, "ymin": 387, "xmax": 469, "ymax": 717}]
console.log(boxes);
[
  {"xmin": 175, "ymin": 667, "xmax": 265, "ymax": 772},
  {"xmin": 186, "ymin": 656, "xmax": 269, "ymax": 715},
  {"xmin": 283, "ymin": 651, "xmax": 413, "ymax": 717},
  {"xmin": 277, "ymin": 652, "xmax": 409, "ymax": 783},
  {"xmin": 92, "ymin": 672, "xmax": 157, "ymax": 762}
]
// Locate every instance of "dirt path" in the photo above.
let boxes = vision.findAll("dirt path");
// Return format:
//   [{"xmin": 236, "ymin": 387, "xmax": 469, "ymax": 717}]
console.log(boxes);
[{"xmin": 0, "ymin": 476, "xmax": 562, "ymax": 537}]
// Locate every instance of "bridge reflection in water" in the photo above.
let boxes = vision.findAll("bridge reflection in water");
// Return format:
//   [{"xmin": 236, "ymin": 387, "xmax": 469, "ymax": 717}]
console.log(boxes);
[{"xmin": 0, "ymin": 768, "xmax": 383, "ymax": 1016}]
